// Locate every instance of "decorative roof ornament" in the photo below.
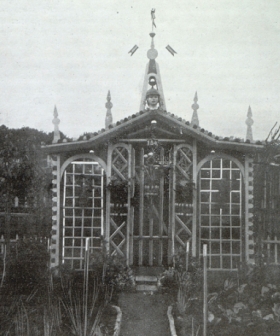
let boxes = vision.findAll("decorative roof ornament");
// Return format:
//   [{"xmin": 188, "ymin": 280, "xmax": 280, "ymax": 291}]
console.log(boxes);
[
  {"xmin": 151, "ymin": 8, "xmax": 156, "ymax": 31},
  {"xmin": 128, "ymin": 45, "xmax": 139, "ymax": 56},
  {"xmin": 191, "ymin": 92, "xmax": 199, "ymax": 127},
  {"xmin": 139, "ymin": 10, "xmax": 167, "ymax": 111},
  {"xmin": 105, "ymin": 90, "xmax": 113, "ymax": 129},
  {"xmin": 52, "ymin": 105, "xmax": 60, "ymax": 144},
  {"xmin": 246, "ymin": 106, "xmax": 254, "ymax": 142},
  {"xmin": 166, "ymin": 45, "xmax": 177, "ymax": 56}
]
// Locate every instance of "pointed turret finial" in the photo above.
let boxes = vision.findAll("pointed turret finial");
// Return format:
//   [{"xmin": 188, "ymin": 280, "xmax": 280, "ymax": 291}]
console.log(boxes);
[
  {"xmin": 139, "ymin": 12, "xmax": 166, "ymax": 111},
  {"xmin": 246, "ymin": 106, "xmax": 254, "ymax": 141},
  {"xmin": 105, "ymin": 91, "xmax": 113, "ymax": 129},
  {"xmin": 52, "ymin": 105, "xmax": 60, "ymax": 144},
  {"xmin": 191, "ymin": 92, "xmax": 199, "ymax": 127}
]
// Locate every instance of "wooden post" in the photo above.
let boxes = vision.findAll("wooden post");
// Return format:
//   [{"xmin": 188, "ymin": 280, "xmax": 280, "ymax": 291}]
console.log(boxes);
[
  {"xmin": 158, "ymin": 147, "xmax": 164, "ymax": 265},
  {"xmin": 129, "ymin": 148, "xmax": 135, "ymax": 266},
  {"xmin": 192, "ymin": 139, "xmax": 197, "ymax": 257},
  {"xmin": 126, "ymin": 144, "xmax": 132, "ymax": 267},
  {"xmin": 149, "ymin": 198, "xmax": 154, "ymax": 266},
  {"xmin": 186, "ymin": 241, "xmax": 190, "ymax": 272},
  {"xmin": 105, "ymin": 144, "xmax": 113, "ymax": 256},
  {"xmin": 267, "ymin": 235, "xmax": 271, "ymax": 263},
  {"xmin": 139, "ymin": 148, "xmax": 144, "ymax": 266},
  {"xmin": 130, "ymin": 207, "xmax": 134, "ymax": 265},
  {"xmin": 169, "ymin": 146, "xmax": 176, "ymax": 265},
  {"xmin": 203, "ymin": 244, "xmax": 208, "ymax": 336},
  {"xmin": 84, "ymin": 237, "xmax": 90, "ymax": 336}
]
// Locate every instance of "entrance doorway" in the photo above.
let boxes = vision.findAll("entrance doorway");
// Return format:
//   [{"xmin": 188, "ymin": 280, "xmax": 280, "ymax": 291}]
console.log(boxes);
[{"xmin": 133, "ymin": 146, "xmax": 170, "ymax": 266}]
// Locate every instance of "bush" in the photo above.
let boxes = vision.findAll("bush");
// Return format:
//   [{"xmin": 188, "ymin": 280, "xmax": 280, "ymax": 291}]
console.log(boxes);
[
  {"xmin": 4, "ymin": 239, "xmax": 49, "ymax": 294},
  {"xmin": 103, "ymin": 255, "xmax": 135, "ymax": 292}
]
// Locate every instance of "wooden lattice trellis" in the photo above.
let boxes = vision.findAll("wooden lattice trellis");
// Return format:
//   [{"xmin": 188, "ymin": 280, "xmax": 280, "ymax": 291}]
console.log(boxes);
[
  {"xmin": 107, "ymin": 144, "xmax": 133, "ymax": 262},
  {"xmin": 174, "ymin": 145, "xmax": 194, "ymax": 249}
]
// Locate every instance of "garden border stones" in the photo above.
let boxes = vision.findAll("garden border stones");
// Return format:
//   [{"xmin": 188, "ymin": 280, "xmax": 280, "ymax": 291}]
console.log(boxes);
[
  {"xmin": 167, "ymin": 305, "xmax": 177, "ymax": 336},
  {"xmin": 111, "ymin": 305, "xmax": 122, "ymax": 336}
]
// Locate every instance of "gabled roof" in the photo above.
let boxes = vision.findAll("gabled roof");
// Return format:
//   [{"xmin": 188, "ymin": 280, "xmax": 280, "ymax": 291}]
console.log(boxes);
[{"xmin": 42, "ymin": 109, "xmax": 264, "ymax": 154}]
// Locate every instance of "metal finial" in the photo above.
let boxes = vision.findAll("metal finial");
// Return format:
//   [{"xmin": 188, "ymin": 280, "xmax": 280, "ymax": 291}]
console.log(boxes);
[
  {"xmin": 52, "ymin": 105, "xmax": 60, "ymax": 144},
  {"xmin": 246, "ymin": 106, "xmax": 254, "ymax": 141},
  {"xmin": 105, "ymin": 91, "xmax": 113, "ymax": 129},
  {"xmin": 191, "ymin": 92, "xmax": 199, "ymax": 127},
  {"xmin": 147, "ymin": 32, "xmax": 158, "ymax": 60}
]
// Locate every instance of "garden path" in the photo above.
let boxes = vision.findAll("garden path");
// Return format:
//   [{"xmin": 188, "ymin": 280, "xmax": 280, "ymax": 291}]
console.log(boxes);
[{"xmin": 118, "ymin": 291, "xmax": 171, "ymax": 336}]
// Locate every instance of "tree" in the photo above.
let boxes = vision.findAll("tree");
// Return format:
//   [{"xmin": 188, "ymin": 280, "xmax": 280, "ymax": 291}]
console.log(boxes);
[{"xmin": 0, "ymin": 126, "xmax": 53, "ymax": 254}]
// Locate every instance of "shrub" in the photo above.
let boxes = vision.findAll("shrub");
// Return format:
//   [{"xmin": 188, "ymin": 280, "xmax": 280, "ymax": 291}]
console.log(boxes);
[{"xmin": 4, "ymin": 239, "xmax": 50, "ymax": 295}]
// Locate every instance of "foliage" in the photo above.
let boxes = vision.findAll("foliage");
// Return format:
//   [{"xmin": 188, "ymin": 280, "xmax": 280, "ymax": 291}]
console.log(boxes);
[
  {"xmin": 0, "ymin": 241, "xmax": 116, "ymax": 335},
  {"xmin": 61, "ymin": 279, "xmax": 108, "ymax": 336},
  {"xmin": 207, "ymin": 268, "xmax": 280, "ymax": 335},
  {"xmin": 168, "ymin": 260, "xmax": 280, "ymax": 335},
  {"xmin": 4, "ymin": 239, "xmax": 50, "ymax": 295},
  {"xmin": 159, "ymin": 254, "xmax": 203, "ymax": 336},
  {"xmin": 106, "ymin": 178, "xmax": 129, "ymax": 204},
  {"xmin": 0, "ymin": 125, "xmax": 53, "ymax": 245},
  {"xmin": 103, "ymin": 255, "xmax": 135, "ymax": 292},
  {"xmin": 158, "ymin": 267, "xmax": 177, "ymax": 289},
  {"xmin": 175, "ymin": 181, "xmax": 194, "ymax": 204}
]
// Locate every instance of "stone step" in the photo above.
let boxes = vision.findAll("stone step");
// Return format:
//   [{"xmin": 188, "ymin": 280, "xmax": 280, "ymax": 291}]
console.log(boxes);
[
  {"xmin": 136, "ymin": 284, "xmax": 158, "ymax": 292},
  {"xmin": 135, "ymin": 275, "xmax": 158, "ymax": 283}
]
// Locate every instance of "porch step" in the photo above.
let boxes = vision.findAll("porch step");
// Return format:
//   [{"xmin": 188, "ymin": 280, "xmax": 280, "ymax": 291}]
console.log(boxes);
[
  {"xmin": 135, "ymin": 274, "xmax": 159, "ymax": 292},
  {"xmin": 134, "ymin": 266, "xmax": 164, "ymax": 277},
  {"xmin": 136, "ymin": 284, "xmax": 158, "ymax": 292},
  {"xmin": 135, "ymin": 275, "xmax": 158, "ymax": 283}
]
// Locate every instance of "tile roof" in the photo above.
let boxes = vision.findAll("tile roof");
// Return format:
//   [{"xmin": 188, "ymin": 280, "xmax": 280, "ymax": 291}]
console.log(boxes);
[{"xmin": 42, "ymin": 109, "xmax": 265, "ymax": 152}]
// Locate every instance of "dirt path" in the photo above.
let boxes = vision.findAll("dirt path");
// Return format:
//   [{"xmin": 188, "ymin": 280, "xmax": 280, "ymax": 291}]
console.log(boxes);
[{"xmin": 118, "ymin": 291, "xmax": 171, "ymax": 336}]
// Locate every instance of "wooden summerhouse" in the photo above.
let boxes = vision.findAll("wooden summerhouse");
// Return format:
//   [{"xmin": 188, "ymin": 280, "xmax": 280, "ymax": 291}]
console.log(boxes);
[{"xmin": 42, "ymin": 32, "xmax": 279, "ymax": 272}]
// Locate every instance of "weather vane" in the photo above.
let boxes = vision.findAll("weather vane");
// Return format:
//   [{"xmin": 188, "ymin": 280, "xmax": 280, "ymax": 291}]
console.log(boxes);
[
  {"xmin": 151, "ymin": 8, "xmax": 156, "ymax": 31},
  {"xmin": 128, "ymin": 9, "xmax": 177, "ymax": 57}
]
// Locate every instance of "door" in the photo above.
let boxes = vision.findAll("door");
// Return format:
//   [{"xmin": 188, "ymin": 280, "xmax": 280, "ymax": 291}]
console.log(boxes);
[{"xmin": 133, "ymin": 144, "xmax": 171, "ymax": 266}]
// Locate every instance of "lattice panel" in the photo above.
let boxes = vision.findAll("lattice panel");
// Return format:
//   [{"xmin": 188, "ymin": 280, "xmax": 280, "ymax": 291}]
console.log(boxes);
[
  {"xmin": 62, "ymin": 160, "xmax": 104, "ymax": 270},
  {"xmin": 175, "ymin": 208, "xmax": 193, "ymax": 247},
  {"xmin": 199, "ymin": 158, "xmax": 243, "ymax": 270},
  {"xmin": 111, "ymin": 147, "xmax": 129, "ymax": 181},
  {"xmin": 175, "ymin": 146, "xmax": 193, "ymax": 182},
  {"xmin": 109, "ymin": 145, "xmax": 130, "ymax": 257},
  {"xmin": 109, "ymin": 209, "xmax": 126, "ymax": 257},
  {"xmin": 174, "ymin": 145, "xmax": 194, "ymax": 249}
]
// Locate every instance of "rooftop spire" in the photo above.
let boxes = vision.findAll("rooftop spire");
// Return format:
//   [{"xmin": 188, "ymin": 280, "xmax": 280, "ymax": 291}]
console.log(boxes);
[
  {"xmin": 139, "ymin": 11, "xmax": 166, "ymax": 111},
  {"xmin": 246, "ymin": 106, "xmax": 254, "ymax": 141},
  {"xmin": 105, "ymin": 91, "xmax": 113, "ymax": 129},
  {"xmin": 52, "ymin": 105, "xmax": 60, "ymax": 144},
  {"xmin": 191, "ymin": 92, "xmax": 199, "ymax": 127}
]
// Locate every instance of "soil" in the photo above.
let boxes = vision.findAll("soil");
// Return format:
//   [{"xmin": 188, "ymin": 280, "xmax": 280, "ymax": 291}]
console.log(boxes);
[{"xmin": 118, "ymin": 291, "xmax": 171, "ymax": 336}]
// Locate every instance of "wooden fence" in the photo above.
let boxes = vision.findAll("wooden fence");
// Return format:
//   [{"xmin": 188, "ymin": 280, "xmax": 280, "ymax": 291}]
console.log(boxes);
[
  {"xmin": 262, "ymin": 235, "xmax": 280, "ymax": 265},
  {"xmin": 0, "ymin": 234, "xmax": 50, "ymax": 256}
]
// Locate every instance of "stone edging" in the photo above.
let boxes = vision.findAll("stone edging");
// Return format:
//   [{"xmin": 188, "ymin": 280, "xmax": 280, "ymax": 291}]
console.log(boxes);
[
  {"xmin": 111, "ymin": 305, "xmax": 122, "ymax": 336},
  {"xmin": 167, "ymin": 305, "xmax": 177, "ymax": 336}
]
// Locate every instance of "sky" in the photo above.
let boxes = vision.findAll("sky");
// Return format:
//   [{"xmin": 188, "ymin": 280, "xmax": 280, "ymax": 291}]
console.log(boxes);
[{"xmin": 0, "ymin": 0, "xmax": 280, "ymax": 141}]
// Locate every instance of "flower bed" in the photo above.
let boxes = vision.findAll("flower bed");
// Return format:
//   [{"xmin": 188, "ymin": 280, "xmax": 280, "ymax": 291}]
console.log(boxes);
[
  {"xmin": 165, "ymin": 262, "xmax": 280, "ymax": 336},
  {"xmin": 0, "ymin": 241, "xmax": 128, "ymax": 335}
]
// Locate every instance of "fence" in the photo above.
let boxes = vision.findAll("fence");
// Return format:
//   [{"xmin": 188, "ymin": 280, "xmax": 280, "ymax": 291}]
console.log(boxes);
[
  {"xmin": 262, "ymin": 235, "xmax": 280, "ymax": 265},
  {"xmin": 0, "ymin": 234, "xmax": 50, "ymax": 256}
]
